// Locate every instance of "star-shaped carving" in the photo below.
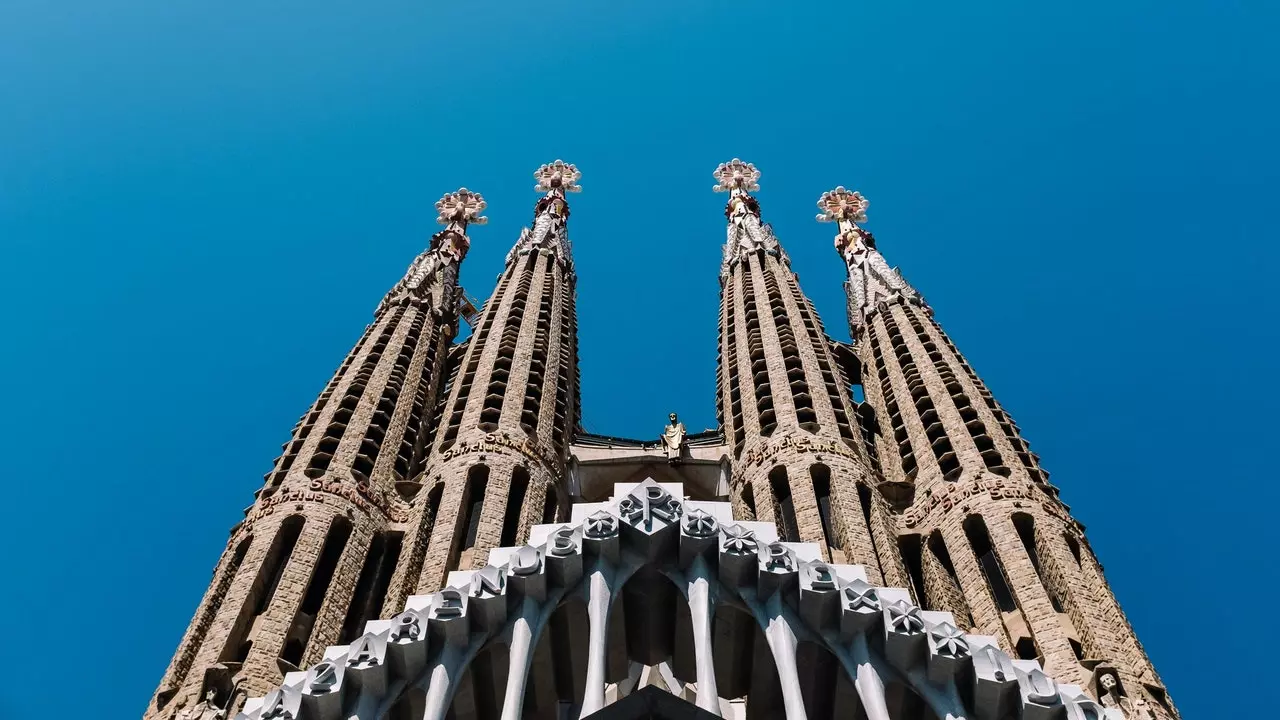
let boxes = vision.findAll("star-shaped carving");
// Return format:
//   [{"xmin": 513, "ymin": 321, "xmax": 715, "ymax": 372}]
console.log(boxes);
[
  {"xmin": 843, "ymin": 578, "xmax": 880, "ymax": 613},
  {"xmin": 683, "ymin": 508, "xmax": 719, "ymax": 537},
  {"xmin": 435, "ymin": 188, "xmax": 488, "ymax": 226},
  {"xmin": 534, "ymin": 160, "xmax": 583, "ymax": 193},
  {"xmin": 930, "ymin": 622, "xmax": 970, "ymax": 658},
  {"xmin": 816, "ymin": 186, "xmax": 869, "ymax": 224},
  {"xmin": 713, "ymin": 158, "xmax": 761, "ymax": 193},
  {"xmin": 885, "ymin": 599, "xmax": 925, "ymax": 634},
  {"xmin": 584, "ymin": 510, "xmax": 618, "ymax": 539},
  {"xmin": 721, "ymin": 524, "xmax": 759, "ymax": 555}
]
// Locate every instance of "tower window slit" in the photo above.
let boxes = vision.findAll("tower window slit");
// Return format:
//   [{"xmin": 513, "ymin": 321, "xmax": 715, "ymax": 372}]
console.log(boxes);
[
  {"xmin": 811, "ymin": 464, "xmax": 840, "ymax": 551},
  {"xmin": 768, "ymin": 466, "xmax": 799, "ymax": 542},
  {"xmin": 459, "ymin": 465, "xmax": 490, "ymax": 555},
  {"xmin": 542, "ymin": 485, "xmax": 559, "ymax": 523},
  {"xmin": 897, "ymin": 534, "xmax": 927, "ymax": 607},
  {"xmin": 501, "ymin": 467, "xmax": 531, "ymax": 547},
  {"xmin": 283, "ymin": 516, "xmax": 353, "ymax": 666},
  {"xmin": 222, "ymin": 516, "xmax": 304, "ymax": 663},
  {"xmin": 1012, "ymin": 513, "xmax": 1064, "ymax": 612},
  {"xmin": 741, "ymin": 483, "xmax": 757, "ymax": 520},
  {"xmin": 963, "ymin": 515, "xmax": 1019, "ymax": 613}
]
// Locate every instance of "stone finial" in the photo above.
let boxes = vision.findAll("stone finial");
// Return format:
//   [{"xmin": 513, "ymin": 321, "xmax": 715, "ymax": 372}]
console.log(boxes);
[
  {"xmin": 816, "ymin": 186, "xmax": 869, "ymax": 224},
  {"xmin": 713, "ymin": 158, "xmax": 761, "ymax": 193},
  {"xmin": 434, "ymin": 188, "xmax": 488, "ymax": 226},
  {"xmin": 534, "ymin": 160, "xmax": 582, "ymax": 194}
]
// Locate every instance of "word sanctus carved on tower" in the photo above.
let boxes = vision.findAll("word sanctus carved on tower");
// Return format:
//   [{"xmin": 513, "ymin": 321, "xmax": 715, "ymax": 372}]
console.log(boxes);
[{"xmin": 146, "ymin": 161, "xmax": 1177, "ymax": 720}]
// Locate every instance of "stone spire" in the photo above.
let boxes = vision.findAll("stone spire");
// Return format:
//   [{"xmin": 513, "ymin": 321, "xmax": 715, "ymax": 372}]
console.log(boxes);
[
  {"xmin": 825, "ymin": 185, "xmax": 1177, "ymax": 718},
  {"xmin": 714, "ymin": 159, "xmax": 907, "ymax": 589},
  {"xmin": 145, "ymin": 190, "xmax": 484, "ymax": 719},
  {"xmin": 386, "ymin": 161, "xmax": 582, "ymax": 602},
  {"xmin": 817, "ymin": 186, "xmax": 924, "ymax": 332}
]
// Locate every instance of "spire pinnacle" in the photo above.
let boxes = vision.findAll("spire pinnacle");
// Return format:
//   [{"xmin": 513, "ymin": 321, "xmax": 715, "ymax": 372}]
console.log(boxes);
[
  {"xmin": 534, "ymin": 160, "xmax": 582, "ymax": 195},
  {"xmin": 816, "ymin": 186, "xmax": 869, "ymax": 225},
  {"xmin": 713, "ymin": 158, "xmax": 761, "ymax": 194},
  {"xmin": 510, "ymin": 161, "xmax": 580, "ymax": 266},
  {"xmin": 716, "ymin": 159, "xmax": 780, "ymax": 275},
  {"xmin": 818, "ymin": 185, "xmax": 924, "ymax": 325},
  {"xmin": 435, "ymin": 187, "xmax": 488, "ymax": 229}
]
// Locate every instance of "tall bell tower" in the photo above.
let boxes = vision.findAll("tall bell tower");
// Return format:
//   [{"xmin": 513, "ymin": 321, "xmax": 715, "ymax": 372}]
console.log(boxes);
[
  {"xmin": 821, "ymin": 185, "xmax": 1176, "ymax": 718},
  {"xmin": 145, "ymin": 189, "xmax": 485, "ymax": 719},
  {"xmin": 713, "ymin": 160, "xmax": 906, "ymax": 588},
  {"xmin": 386, "ymin": 161, "xmax": 582, "ymax": 603}
]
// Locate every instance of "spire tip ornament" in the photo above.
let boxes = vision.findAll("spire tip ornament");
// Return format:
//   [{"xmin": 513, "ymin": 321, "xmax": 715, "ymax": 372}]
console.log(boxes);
[
  {"xmin": 534, "ymin": 160, "xmax": 582, "ymax": 194},
  {"xmin": 435, "ymin": 187, "xmax": 488, "ymax": 226},
  {"xmin": 713, "ymin": 158, "xmax": 761, "ymax": 193},
  {"xmin": 816, "ymin": 186, "xmax": 869, "ymax": 224}
]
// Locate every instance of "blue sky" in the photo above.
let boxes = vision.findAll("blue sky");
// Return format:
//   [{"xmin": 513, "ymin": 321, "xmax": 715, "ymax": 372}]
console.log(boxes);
[{"xmin": 1, "ymin": 1, "xmax": 1275, "ymax": 717}]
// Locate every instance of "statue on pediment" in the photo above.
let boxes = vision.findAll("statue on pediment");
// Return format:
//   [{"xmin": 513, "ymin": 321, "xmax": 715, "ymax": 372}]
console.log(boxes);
[{"xmin": 659, "ymin": 413, "xmax": 687, "ymax": 463}]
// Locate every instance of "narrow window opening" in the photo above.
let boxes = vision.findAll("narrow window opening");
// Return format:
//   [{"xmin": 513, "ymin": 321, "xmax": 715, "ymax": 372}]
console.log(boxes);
[
  {"xmin": 285, "ymin": 517, "xmax": 353, "ymax": 665},
  {"xmin": 1015, "ymin": 637, "xmax": 1039, "ymax": 661},
  {"xmin": 1065, "ymin": 533, "xmax": 1083, "ymax": 566},
  {"xmin": 897, "ymin": 534, "xmax": 927, "ymax": 607},
  {"xmin": 768, "ymin": 466, "xmax": 799, "ymax": 542},
  {"xmin": 542, "ymin": 485, "xmax": 559, "ymax": 524},
  {"xmin": 340, "ymin": 533, "xmax": 387, "ymax": 644},
  {"xmin": 1013, "ymin": 513, "xmax": 1064, "ymax": 612},
  {"xmin": 223, "ymin": 516, "xmax": 304, "ymax": 663},
  {"xmin": 460, "ymin": 465, "xmax": 490, "ymax": 553},
  {"xmin": 741, "ymin": 483, "xmax": 757, "ymax": 520},
  {"xmin": 964, "ymin": 515, "xmax": 1018, "ymax": 613},
  {"xmin": 501, "ymin": 467, "xmax": 531, "ymax": 547},
  {"xmin": 810, "ymin": 464, "xmax": 840, "ymax": 550},
  {"xmin": 1069, "ymin": 638, "xmax": 1084, "ymax": 661}
]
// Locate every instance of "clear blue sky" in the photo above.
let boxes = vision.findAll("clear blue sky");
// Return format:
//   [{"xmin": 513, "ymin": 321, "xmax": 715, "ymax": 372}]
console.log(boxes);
[{"xmin": 1, "ymin": 2, "xmax": 1274, "ymax": 717}]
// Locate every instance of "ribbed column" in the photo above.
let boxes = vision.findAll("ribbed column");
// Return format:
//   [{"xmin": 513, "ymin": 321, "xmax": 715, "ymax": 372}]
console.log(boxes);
[
  {"xmin": 823, "ymin": 184, "xmax": 1176, "ymax": 718},
  {"xmin": 393, "ymin": 162, "xmax": 581, "ymax": 596},
  {"xmin": 145, "ymin": 189, "xmax": 483, "ymax": 719},
  {"xmin": 713, "ymin": 160, "xmax": 889, "ymax": 581}
]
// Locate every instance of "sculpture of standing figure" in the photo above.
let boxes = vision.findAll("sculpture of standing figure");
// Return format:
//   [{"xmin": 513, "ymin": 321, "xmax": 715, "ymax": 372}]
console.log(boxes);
[
  {"xmin": 659, "ymin": 412, "xmax": 687, "ymax": 463},
  {"xmin": 175, "ymin": 689, "xmax": 225, "ymax": 720}
]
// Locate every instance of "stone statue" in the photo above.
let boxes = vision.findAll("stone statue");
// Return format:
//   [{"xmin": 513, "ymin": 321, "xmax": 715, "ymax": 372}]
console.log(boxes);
[
  {"xmin": 659, "ymin": 413, "xmax": 687, "ymax": 463},
  {"xmin": 176, "ymin": 689, "xmax": 225, "ymax": 720},
  {"xmin": 1098, "ymin": 672, "xmax": 1121, "ymax": 708}
]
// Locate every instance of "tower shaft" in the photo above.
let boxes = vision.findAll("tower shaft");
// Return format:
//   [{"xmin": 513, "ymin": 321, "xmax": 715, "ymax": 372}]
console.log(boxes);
[
  {"xmin": 820, "ymin": 185, "xmax": 1176, "ymax": 718},
  {"xmin": 146, "ymin": 191, "xmax": 484, "ymax": 719},
  {"xmin": 714, "ymin": 160, "xmax": 906, "ymax": 588},
  {"xmin": 388, "ymin": 162, "xmax": 582, "ymax": 600}
]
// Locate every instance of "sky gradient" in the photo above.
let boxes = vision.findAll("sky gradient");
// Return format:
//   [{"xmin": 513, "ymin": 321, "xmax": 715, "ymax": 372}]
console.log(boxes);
[{"xmin": 1, "ymin": 2, "xmax": 1276, "ymax": 717}]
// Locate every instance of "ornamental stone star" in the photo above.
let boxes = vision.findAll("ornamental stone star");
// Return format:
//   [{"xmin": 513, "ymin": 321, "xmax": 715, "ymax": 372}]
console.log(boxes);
[
  {"xmin": 721, "ymin": 525, "xmax": 759, "ymax": 555},
  {"xmin": 816, "ymin": 186, "xmax": 869, "ymax": 224},
  {"xmin": 885, "ymin": 599, "xmax": 925, "ymax": 634},
  {"xmin": 930, "ymin": 622, "xmax": 970, "ymax": 658},
  {"xmin": 682, "ymin": 508, "xmax": 718, "ymax": 537},
  {"xmin": 585, "ymin": 510, "xmax": 618, "ymax": 539},
  {"xmin": 713, "ymin": 158, "xmax": 761, "ymax": 193}
]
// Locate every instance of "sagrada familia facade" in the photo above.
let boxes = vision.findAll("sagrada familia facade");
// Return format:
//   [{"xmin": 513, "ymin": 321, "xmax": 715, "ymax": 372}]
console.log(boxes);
[{"xmin": 146, "ymin": 160, "xmax": 1175, "ymax": 720}]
